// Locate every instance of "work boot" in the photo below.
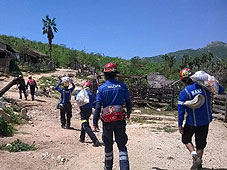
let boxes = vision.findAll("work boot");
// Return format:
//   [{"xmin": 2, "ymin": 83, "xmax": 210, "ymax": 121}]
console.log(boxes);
[
  {"xmin": 79, "ymin": 139, "xmax": 84, "ymax": 143},
  {"xmin": 191, "ymin": 155, "xmax": 202, "ymax": 170},
  {"xmin": 93, "ymin": 140, "xmax": 102, "ymax": 147},
  {"xmin": 61, "ymin": 124, "xmax": 65, "ymax": 129}
]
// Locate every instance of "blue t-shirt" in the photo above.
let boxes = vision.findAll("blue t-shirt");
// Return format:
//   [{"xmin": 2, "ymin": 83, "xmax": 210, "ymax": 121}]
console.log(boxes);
[{"xmin": 55, "ymin": 83, "xmax": 75, "ymax": 104}]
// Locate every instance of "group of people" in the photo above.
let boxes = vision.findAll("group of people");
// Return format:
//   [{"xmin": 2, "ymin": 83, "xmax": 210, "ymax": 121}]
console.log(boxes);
[
  {"xmin": 17, "ymin": 75, "xmax": 38, "ymax": 101},
  {"xmin": 19, "ymin": 62, "xmax": 224, "ymax": 170},
  {"xmin": 55, "ymin": 62, "xmax": 132, "ymax": 170}
]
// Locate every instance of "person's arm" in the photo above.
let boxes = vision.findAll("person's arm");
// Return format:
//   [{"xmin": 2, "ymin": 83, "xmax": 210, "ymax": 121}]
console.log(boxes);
[
  {"xmin": 70, "ymin": 82, "xmax": 75, "ymax": 93},
  {"xmin": 218, "ymin": 84, "xmax": 225, "ymax": 94},
  {"xmin": 125, "ymin": 100, "xmax": 132, "ymax": 119},
  {"xmin": 178, "ymin": 90, "xmax": 188, "ymax": 133},
  {"xmin": 34, "ymin": 80, "xmax": 38, "ymax": 89},
  {"xmin": 93, "ymin": 88, "xmax": 102, "ymax": 131},
  {"xmin": 55, "ymin": 83, "xmax": 62, "ymax": 93},
  {"xmin": 26, "ymin": 80, "xmax": 29, "ymax": 89},
  {"xmin": 93, "ymin": 101, "xmax": 101, "ymax": 131},
  {"xmin": 124, "ymin": 85, "xmax": 132, "ymax": 118}
]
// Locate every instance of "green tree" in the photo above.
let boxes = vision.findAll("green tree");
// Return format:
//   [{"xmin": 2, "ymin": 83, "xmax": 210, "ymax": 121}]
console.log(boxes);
[{"xmin": 42, "ymin": 15, "xmax": 58, "ymax": 59}]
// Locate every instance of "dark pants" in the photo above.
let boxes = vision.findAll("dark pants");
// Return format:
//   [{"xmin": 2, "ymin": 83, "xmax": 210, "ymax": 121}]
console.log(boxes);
[
  {"xmin": 102, "ymin": 120, "xmax": 129, "ymax": 170},
  {"xmin": 29, "ymin": 85, "xmax": 36, "ymax": 100},
  {"xmin": 182, "ymin": 124, "xmax": 209, "ymax": 149},
  {"xmin": 19, "ymin": 86, "xmax": 27, "ymax": 99},
  {"xmin": 80, "ymin": 107, "xmax": 98, "ymax": 143},
  {"xmin": 60, "ymin": 103, "xmax": 72, "ymax": 127}
]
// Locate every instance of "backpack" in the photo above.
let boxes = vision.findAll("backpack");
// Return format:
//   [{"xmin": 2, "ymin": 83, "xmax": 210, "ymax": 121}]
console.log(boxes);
[{"xmin": 75, "ymin": 89, "xmax": 90, "ymax": 106}]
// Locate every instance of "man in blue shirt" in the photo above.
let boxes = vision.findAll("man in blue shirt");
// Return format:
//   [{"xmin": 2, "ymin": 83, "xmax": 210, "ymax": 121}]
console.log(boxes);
[
  {"xmin": 178, "ymin": 68, "xmax": 224, "ymax": 170},
  {"xmin": 55, "ymin": 78, "xmax": 75, "ymax": 129},
  {"xmin": 75, "ymin": 81, "xmax": 101, "ymax": 147},
  {"xmin": 93, "ymin": 62, "xmax": 132, "ymax": 170}
]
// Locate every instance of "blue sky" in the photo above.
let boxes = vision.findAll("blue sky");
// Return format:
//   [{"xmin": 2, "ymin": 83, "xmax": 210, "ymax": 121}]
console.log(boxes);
[{"xmin": 0, "ymin": 0, "xmax": 227, "ymax": 59}]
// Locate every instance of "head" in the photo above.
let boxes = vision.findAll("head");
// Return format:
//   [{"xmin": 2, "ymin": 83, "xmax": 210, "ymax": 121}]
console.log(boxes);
[
  {"xmin": 103, "ymin": 62, "xmax": 119, "ymax": 79},
  {"xmin": 18, "ymin": 74, "xmax": 23, "ymax": 78},
  {"xmin": 28, "ymin": 75, "xmax": 32, "ymax": 79},
  {"xmin": 83, "ymin": 81, "xmax": 91, "ymax": 88},
  {"xmin": 180, "ymin": 68, "xmax": 193, "ymax": 84},
  {"xmin": 63, "ymin": 81, "xmax": 69, "ymax": 88}
]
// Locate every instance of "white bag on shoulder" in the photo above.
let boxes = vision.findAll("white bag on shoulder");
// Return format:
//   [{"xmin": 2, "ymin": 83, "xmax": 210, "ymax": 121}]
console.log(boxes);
[
  {"xmin": 75, "ymin": 89, "xmax": 89, "ymax": 106},
  {"xmin": 190, "ymin": 71, "xmax": 219, "ymax": 94}
]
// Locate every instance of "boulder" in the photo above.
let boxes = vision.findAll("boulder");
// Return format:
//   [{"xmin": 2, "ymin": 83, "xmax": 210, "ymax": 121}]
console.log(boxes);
[{"xmin": 0, "ymin": 108, "xmax": 10, "ymax": 122}]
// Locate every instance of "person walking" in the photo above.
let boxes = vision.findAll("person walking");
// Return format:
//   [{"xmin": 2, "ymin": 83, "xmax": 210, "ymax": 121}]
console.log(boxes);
[
  {"xmin": 17, "ymin": 75, "xmax": 27, "ymax": 100},
  {"xmin": 26, "ymin": 75, "xmax": 38, "ymax": 101},
  {"xmin": 75, "ymin": 81, "xmax": 101, "ymax": 147},
  {"xmin": 55, "ymin": 78, "xmax": 75, "ymax": 129},
  {"xmin": 93, "ymin": 62, "xmax": 132, "ymax": 170},
  {"xmin": 178, "ymin": 68, "xmax": 224, "ymax": 170}
]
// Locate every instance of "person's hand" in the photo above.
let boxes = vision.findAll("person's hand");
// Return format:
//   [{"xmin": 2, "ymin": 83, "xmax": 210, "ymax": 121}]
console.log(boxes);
[
  {"xmin": 179, "ymin": 126, "xmax": 184, "ymax": 134},
  {"xmin": 126, "ymin": 113, "xmax": 130, "ymax": 119},
  {"xmin": 94, "ymin": 125, "xmax": 99, "ymax": 132}
]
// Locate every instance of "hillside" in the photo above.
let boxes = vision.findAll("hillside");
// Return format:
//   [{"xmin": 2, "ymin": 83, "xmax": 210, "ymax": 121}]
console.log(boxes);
[{"xmin": 143, "ymin": 41, "xmax": 227, "ymax": 62}]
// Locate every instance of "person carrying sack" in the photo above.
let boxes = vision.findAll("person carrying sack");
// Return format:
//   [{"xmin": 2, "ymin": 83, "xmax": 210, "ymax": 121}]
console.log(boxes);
[
  {"xmin": 75, "ymin": 81, "xmax": 101, "ymax": 147},
  {"xmin": 26, "ymin": 75, "xmax": 38, "ymax": 101},
  {"xmin": 55, "ymin": 77, "xmax": 75, "ymax": 129},
  {"xmin": 93, "ymin": 62, "xmax": 132, "ymax": 170},
  {"xmin": 178, "ymin": 68, "xmax": 224, "ymax": 170}
]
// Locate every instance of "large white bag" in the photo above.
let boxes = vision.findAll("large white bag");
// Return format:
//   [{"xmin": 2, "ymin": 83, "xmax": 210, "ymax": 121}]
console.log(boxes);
[
  {"xmin": 190, "ymin": 71, "xmax": 219, "ymax": 94},
  {"xmin": 61, "ymin": 76, "xmax": 72, "ymax": 83},
  {"xmin": 75, "ymin": 89, "xmax": 89, "ymax": 106}
]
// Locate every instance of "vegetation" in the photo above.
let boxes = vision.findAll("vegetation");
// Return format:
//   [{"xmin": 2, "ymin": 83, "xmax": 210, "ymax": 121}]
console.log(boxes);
[
  {"xmin": 0, "ymin": 139, "xmax": 37, "ymax": 152},
  {"xmin": 3, "ymin": 107, "xmax": 21, "ymax": 124},
  {"xmin": 42, "ymin": 15, "xmax": 58, "ymax": 59},
  {"xmin": 0, "ymin": 115, "xmax": 13, "ymax": 137},
  {"xmin": 0, "ymin": 34, "xmax": 226, "ymax": 88}
]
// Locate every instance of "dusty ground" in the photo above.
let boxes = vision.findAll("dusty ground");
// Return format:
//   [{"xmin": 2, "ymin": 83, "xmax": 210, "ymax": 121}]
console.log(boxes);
[{"xmin": 0, "ymin": 69, "xmax": 227, "ymax": 170}]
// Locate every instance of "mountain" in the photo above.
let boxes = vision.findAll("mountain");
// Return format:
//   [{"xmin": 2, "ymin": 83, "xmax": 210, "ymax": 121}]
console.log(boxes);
[{"xmin": 142, "ymin": 41, "xmax": 227, "ymax": 62}]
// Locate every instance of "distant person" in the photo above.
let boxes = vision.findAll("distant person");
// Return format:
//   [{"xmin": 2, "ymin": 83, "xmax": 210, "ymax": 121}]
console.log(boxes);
[
  {"xmin": 178, "ymin": 68, "xmax": 224, "ymax": 170},
  {"xmin": 93, "ymin": 62, "xmax": 132, "ymax": 170},
  {"xmin": 55, "ymin": 78, "xmax": 75, "ymax": 129},
  {"xmin": 75, "ymin": 81, "xmax": 101, "ymax": 147},
  {"xmin": 16, "ymin": 74, "xmax": 27, "ymax": 100},
  {"xmin": 26, "ymin": 75, "xmax": 38, "ymax": 101}
]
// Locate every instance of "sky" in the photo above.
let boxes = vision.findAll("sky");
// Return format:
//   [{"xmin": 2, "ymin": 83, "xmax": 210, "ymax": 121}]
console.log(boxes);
[{"xmin": 0, "ymin": 0, "xmax": 227, "ymax": 59}]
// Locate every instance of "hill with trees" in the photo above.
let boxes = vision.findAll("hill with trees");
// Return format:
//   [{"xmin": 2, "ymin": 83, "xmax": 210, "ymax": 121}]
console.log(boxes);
[
  {"xmin": 0, "ymin": 35, "xmax": 226, "ymax": 87},
  {"xmin": 142, "ymin": 41, "xmax": 227, "ymax": 63}
]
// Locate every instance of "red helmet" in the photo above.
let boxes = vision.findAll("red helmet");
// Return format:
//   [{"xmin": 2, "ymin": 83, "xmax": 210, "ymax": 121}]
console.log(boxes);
[
  {"xmin": 180, "ymin": 68, "xmax": 192, "ymax": 80},
  {"xmin": 83, "ymin": 81, "xmax": 91, "ymax": 87},
  {"xmin": 104, "ymin": 62, "xmax": 118, "ymax": 72}
]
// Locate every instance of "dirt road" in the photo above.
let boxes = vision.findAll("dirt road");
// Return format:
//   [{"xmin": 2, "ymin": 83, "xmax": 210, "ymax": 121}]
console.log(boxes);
[{"xmin": 0, "ymin": 69, "xmax": 227, "ymax": 170}]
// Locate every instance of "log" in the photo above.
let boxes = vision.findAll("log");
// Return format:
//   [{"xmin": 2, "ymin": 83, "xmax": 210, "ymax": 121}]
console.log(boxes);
[
  {"xmin": 0, "ymin": 77, "xmax": 18, "ymax": 97},
  {"xmin": 213, "ymin": 104, "xmax": 226, "ymax": 111},
  {"xmin": 212, "ymin": 108, "xmax": 226, "ymax": 115}
]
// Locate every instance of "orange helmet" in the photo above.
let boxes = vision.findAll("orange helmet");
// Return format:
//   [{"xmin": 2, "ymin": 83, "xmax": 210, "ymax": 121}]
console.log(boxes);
[
  {"xmin": 104, "ymin": 62, "xmax": 118, "ymax": 72},
  {"xmin": 83, "ymin": 81, "xmax": 91, "ymax": 87},
  {"xmin": 180, "ymin": 68, "xmax": 192, "ymax": 80}
]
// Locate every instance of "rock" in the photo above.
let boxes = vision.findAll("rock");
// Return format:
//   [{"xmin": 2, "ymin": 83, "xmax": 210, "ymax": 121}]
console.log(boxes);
[
  {"xmin": 21, "ymin": 108, "xmax": 27, "ymax": 117},
  {"xmin": 0, "ymin": 101, "xmax": 5, "ymax": 109},
  {"xmin": 0, "ymin": 108, "xmax": 10, "ymax": 122},
  {"xmin": 133, "ymin": 110, "xmax": 141, "ymax": 114}
]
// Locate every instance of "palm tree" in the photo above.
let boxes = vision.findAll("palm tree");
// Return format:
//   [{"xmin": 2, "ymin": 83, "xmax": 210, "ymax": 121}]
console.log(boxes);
[{"xmin": 42, "ymin": 15, "xmax": 58, "ymax": 58}]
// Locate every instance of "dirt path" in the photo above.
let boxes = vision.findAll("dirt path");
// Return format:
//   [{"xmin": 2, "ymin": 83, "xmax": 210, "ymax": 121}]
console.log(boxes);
[{"xmin": 0, "ymin": 69, "xmax": 227, "ymax": 170}]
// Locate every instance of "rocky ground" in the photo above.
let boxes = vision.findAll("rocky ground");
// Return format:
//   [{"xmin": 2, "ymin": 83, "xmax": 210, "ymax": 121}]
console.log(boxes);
[{"xmin": 0, "ymin": 69, "xmax": 227, "ymax": 170}]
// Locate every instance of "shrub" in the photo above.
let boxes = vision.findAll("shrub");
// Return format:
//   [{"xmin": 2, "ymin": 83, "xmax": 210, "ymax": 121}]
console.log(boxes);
[
  {"xmin": 0, "ymin": 139, "xmax": 37, "ymax": 152},
  {"xmin": 0, "ymin": 115, "xmax": 13, "ymax": 137},
  {"xmin": 3, "ymin": 107, "xmax": 21, "ymax": 124}
]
